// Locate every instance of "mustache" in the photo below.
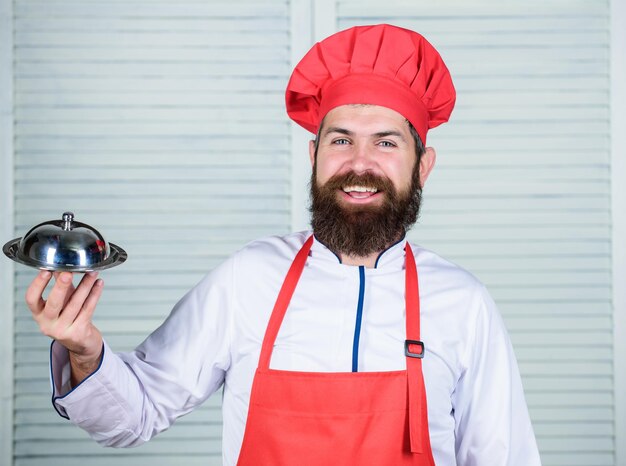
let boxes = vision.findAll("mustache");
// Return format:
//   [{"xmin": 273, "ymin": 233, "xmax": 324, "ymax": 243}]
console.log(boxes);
[{"xmin": 320, "ymin": 171, "xmax": 394, "ymax": 192}]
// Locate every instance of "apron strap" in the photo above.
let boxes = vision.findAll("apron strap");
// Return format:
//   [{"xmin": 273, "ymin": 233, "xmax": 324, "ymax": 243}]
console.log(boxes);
[
  {"xmin": 258, "ymin": 235, "xmax": 314, "ymax": 370},
  {"xmin": 405, "ymin": 243, "xmax": 434, "ymax": 459}
]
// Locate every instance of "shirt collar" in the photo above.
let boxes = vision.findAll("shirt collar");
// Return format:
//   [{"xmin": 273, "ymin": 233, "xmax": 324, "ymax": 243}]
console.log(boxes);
[{"xmin": 309, "ymin": 232, "xmax": 407, "ymax": 270}]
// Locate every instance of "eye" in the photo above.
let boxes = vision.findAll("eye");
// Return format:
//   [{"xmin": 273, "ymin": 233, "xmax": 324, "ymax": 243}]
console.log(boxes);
[
  {"xmin": 378, "ymin": 140, "xmax": 397, "ymax": 148},
  {"xmin": 332, "ymin": 138, "xmax": 350, "ymax": 145}
]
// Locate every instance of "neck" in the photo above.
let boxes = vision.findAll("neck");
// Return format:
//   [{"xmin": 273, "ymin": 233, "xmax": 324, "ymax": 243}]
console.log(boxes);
[
  {"xmin": 316, "ymin": 230, "xmax": 406, "ymax": 269},
  {"xmin": 340, "ymin": 252, "xmax": 380, "ymax": 268}
]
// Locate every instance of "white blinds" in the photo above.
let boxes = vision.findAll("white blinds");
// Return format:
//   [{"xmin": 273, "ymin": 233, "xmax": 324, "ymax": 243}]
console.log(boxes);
[
  {"xmin": 337, "ymin": 1, "xmax": 612, "ymax": 465},
  {"xmin": 12, "ymin": 2, "xmax": 291, "ymax": 465}
]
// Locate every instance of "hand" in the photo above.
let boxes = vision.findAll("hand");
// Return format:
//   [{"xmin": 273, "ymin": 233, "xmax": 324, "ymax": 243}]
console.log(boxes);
[{"xmin": 26, "ymin": 271, "xmax": 105, "ymax": 384}]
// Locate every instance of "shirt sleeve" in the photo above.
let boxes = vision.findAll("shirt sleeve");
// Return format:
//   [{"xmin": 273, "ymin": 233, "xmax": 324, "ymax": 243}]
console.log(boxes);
[
  {"xmin": 49, "ymin": 256, "xmax": 236, "ymax": 447},
  {"xmin": 452, "ymin": 285, "xmax": 542, "ymax": 466}
]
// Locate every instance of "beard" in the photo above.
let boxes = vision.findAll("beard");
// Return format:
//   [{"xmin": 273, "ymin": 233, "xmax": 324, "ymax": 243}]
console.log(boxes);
[{"xmin": 309, "ymin": 163, "xmax": 422, "ymax": 258}]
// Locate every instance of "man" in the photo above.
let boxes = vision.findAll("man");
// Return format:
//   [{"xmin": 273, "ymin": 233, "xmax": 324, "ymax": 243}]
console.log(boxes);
[{"xmin": 26, "ymin": 24, "xmax": 541, "ymax": 465}]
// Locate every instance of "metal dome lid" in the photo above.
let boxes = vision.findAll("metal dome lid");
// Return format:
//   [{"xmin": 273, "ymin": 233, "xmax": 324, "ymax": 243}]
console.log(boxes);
[{"xmin": 2, "ymin": 212, "xmax": 127, "ymax": 272}]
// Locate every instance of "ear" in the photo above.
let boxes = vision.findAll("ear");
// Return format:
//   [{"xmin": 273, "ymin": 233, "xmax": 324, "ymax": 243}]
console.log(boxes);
[
  {"xmin": 309, "ymin": 139, "xmax": 316, "ymax": 167},
  {"xmin": 419, "ymin": 147, "xmax": 436, "ymax": 186}
]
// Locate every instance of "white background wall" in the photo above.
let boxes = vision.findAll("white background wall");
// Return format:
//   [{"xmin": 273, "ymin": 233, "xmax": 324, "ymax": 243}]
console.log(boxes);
[{"xmin": 1, "ymin": 1, "xmax": 625, "ymax": 465}]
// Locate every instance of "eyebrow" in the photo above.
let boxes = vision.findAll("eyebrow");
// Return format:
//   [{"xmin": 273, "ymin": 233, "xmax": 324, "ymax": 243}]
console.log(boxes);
[
  {"xmin": 323, "ymin": 126, "xmax": 354, "ymax": 137},
  {"xmin": 323, "ymin": 127, "xmax": 407, "ymax": 143},
  {"xmin": 373, "ymin": 130, "xmax": 407, "ymax": 143}
]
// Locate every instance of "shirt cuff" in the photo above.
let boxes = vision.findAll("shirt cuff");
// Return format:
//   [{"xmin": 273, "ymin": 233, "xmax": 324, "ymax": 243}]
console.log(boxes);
[{"xmin": 49, "ymin": 340, "xmax": 106, "ymax": 419}]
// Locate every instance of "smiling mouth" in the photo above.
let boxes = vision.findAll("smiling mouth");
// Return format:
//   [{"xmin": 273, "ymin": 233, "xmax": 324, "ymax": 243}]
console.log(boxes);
[{"xmin": 342, "ymin": 185, "xmax": 380, "ymax": 199}]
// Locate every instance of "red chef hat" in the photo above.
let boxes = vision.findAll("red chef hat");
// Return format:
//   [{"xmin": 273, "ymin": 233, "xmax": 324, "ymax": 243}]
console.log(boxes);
[{"xmin": 285, "ymin": 24, "xmax": 456, "ymax": 145}]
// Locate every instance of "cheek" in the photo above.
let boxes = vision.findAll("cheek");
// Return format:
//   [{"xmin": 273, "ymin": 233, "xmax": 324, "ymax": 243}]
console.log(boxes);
[
  {"xmin": 314, "ymin": 156, "xmax": 343, "ymax": 185},
  {"xmin": 387, "ymin": 161, "xmax": 414, "ymax": 191},
  {"xmin": 391, "ymin": 164, "xmax": 415, "ymax": 190}
]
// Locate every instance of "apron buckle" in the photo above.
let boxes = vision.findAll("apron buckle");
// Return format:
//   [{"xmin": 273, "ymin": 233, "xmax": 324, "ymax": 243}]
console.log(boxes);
[{"xmin": 405, "ymin": 340, "xmax": 425, "ymax": 359}]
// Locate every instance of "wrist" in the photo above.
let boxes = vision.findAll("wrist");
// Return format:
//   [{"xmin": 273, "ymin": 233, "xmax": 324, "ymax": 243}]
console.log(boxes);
[
  {"xmin": 68, "ymin": 344, "xmax": 104, "ymax": 386},
  {"xmin": 69, "ymin": 349, "xmax": 102, "ymax": 369}
]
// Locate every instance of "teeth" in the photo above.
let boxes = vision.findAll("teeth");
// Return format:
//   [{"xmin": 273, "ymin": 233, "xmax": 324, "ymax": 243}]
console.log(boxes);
[{"xmin": 342, "ymin": 185, "xmax": 378, "ymax": 193}]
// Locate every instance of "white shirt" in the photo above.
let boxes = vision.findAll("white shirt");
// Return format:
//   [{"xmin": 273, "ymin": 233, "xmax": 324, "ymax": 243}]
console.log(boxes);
[{"xmin": 50, "ymin": 231, "xmax": 541, "ymax": 465}]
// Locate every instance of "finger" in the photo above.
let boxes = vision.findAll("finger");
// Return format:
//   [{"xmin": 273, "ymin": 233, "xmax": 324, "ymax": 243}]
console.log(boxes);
[
  {"xmin": 43, "ymin": 272, "xmax": 75, "ymax": 320},
  {"xmin": 58, "ymin": 272, "xmax": 99, "ymax": 325},
  {"xmin": 54, "ymin": 272, "xmax": 76, "ymax": 307},
  {"xmin": 74, "ymin": 278, "xmax": 104, "ymax": 325},
  {"xmin": 25, "ymin": 270, "xmax": 53, "ymax": 314}
]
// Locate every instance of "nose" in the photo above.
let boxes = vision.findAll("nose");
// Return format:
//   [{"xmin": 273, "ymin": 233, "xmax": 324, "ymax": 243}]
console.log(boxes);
[{"xmin": 348, "ymin": 142, "xmax": 376, "ymax": 174}]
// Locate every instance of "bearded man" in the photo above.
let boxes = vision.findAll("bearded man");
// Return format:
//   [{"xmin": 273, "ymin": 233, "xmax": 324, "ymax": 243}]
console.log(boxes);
[{"xmin": 25, "ymin": 25, "xmax": 541, "ymax": 466}]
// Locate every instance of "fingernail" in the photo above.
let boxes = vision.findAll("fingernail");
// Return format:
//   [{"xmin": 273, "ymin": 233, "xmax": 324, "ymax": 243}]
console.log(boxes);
[
  {"xmin": 40, "ymin": 270, "xmax": 51, "ymax": 279},
  {"xmin": 60, "ymin": 273, "xmax": 72, "ymax": 283}
]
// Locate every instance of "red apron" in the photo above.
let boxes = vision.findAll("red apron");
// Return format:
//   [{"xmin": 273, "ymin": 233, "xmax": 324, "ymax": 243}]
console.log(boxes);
[{"xmin": 237, "ymin": 236, "xmax": 435, "ymax": 465}]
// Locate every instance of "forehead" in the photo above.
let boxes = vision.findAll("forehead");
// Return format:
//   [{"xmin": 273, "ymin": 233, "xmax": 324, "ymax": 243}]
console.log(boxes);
[{"xmin": 321, "ymin": 104, "xmax": 410, "ymax": 134}]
